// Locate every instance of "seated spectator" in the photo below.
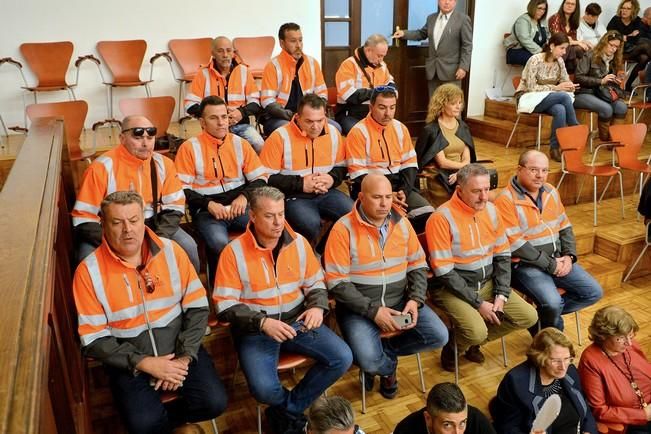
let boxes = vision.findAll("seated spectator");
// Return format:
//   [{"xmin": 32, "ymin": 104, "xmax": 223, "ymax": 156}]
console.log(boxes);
[
  {"xmin": 607, "ymin": 0, "xmax": 651, "ymax": 90},
  {"xmin": 259, "ymin": 93, "xmax": 353, "ymax": 248},
  {"xmin": 548, "ymin": 0, "xmax": 590, "ymax": 73},
  {"xmin": 579, "ymin": 306, "xmax": 651, "ymax": 433},
  {"xmin": 184, "ymin": 36, "xmax": 264, "ymax": 153},
  {"xmin": 174, "ymin": 96, "xmax": 267, "ymax": 284},
  {"xmin": 335, "ymin": 34, "xmax": 395, "ymax": 135},
  {"xmin": 394, "ymin": 382, "xmax": 496, "ymax": 434},
  {"xmin": 495, "ymin": 150, "xmax": 603, "ymax": 336},
  {"xmin": 261, "ymin": 22, "xmax": 339, "ymax": 136},
  {"xmin": 73, "ymin": 191, "xmax": 227, "ymax": 434},
  {"xmin": 213, "ymin": 186, "xmax": 352, "ymax": 434},
  {"xmin": 346, "ymin": 86, "xmax": 434, "ymax": 232},
  {"xmin": 306, "ymin": 396, "xmax": 366, "ymax": 434},
  {"xmin": 492, "ymin": 327, "xmax": 597, "ymax": 434},
  {"xmin": 515, "ymin": 32, "xmax": 579, "ymax": 162},
  {"xmin": 578, "ymin": 3, "xmax": 608, "ymax": 47},
  {"xmin": 574, "ymin": 31, "xmax": 628, "ymax": 140},
  {"xmin": 426, "ymin": 164, "xmax": 538, "ymax": 372},
  {"xmin": 415, "ymin": 83, "xmax": 476, "ymax": 196},
  {"xmin": 504, "ymin": 0, "xmax": 549, "ymax": 66},
  {"xmin": 642, "ymin": 7, "xmax": 651, "ymax": 39},
  {"xmin": 324, "ymin": 173, "xmax": 448, "ymax": 400},
  {"xmin": 71, "ymin": 115, "xmax": 200, "ymax": 271}
]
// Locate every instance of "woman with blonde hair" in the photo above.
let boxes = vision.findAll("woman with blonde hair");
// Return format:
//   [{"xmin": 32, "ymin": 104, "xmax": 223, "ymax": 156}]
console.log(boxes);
[
  {"xmin": 578, "ymin": 306, "xmax": 651, "ymax": 433},
  {"xmin": 492, "ymin": 327, "xmax": 596, "ymax": 434}
]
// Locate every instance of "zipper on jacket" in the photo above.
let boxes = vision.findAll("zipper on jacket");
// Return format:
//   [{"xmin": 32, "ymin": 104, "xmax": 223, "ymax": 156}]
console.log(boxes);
[
  {"xmin": 473, "ymin": 217, "xmax": 487, "ymax": 282},
  {"xmin": 269, "ymin": 253, "xmax": 283, "ymax": 320}
]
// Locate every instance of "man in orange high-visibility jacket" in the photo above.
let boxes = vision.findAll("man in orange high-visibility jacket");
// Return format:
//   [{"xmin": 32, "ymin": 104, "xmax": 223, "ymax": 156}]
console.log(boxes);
[
  {"xmin": 345, "ymin": 86, "xmax": 434, "ymax": 232},
  {"xmin": 71, "ymin": 115, "xmax": 199, "ymax": 271},
  {"xmin": 324, "ymin": 173, "xmax": 448, "ymax": 400},
  {"xmin": 184, "ymin": 36, "xmax": 264, "ymax": 152},
  {"xmin": 260, "ymin": 22, "xmax": 340, "ymax": 136},
  {"xmin": 260, "ymin": 93, "xmax": 353, "ymax": 246},
  {"xmin": 335, "ymin": 33, "xmax": 394, "ymax": 134},
  {"xmin": 73, "ymin": 191, "xmax": 226, "ymax": 434},
  {"xmin": 213, "ymin": 186, "xmax": 352, "ymax": 434},
  {"xmin": 175, "ymin": 96, "xmax": 267, "ymax": 284},
  {"xmin": 495, "ymin": 150, "xmax": 602, "ymax": 335},
  {"xmin": 426, "ymin": 164, "xmax": 537, "ymax": 372}
]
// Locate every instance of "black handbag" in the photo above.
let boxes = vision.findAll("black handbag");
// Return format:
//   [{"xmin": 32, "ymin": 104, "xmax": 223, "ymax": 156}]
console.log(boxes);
[{"xmin": 595, "ymin": 84, "xmax": 625, "ymax": 103}]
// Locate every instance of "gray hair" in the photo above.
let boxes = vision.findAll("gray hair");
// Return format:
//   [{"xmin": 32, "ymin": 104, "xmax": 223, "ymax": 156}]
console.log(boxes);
[
  {"xmin": 307, "ymin": 396, "xmax": 355, "ymax": 434},
  {"xmin": 456, "ymin": 163, "xmax": 490, "ymax": 187},
  {"xmin": 100, "ymin": 191, "xmax": 144, "ymax": 217},
  {"xmin": 249, "ymin": 186, "xmax": 285, "ymax": 211},
  {"xmin": 364, "ymin": 33, "xmax": 389, "ymax": 47}
]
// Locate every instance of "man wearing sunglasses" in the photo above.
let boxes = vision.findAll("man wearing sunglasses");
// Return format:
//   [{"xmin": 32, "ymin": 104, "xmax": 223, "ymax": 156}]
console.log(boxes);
[
  {"xmin": 184, "ymin": 36, "xmax": 264, "ymax": 153},
  {"xmin": 72, "ymin": 115, "xmax": 200, "ymax": 272},
  {"xmin": 73, "ymin": 191, "xmax": 227, "ymax": 434}
]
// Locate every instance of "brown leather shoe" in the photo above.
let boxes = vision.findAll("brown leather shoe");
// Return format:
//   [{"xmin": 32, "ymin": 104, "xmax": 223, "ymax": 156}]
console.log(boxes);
[
  {"xmin": 464, "ymin": 345, "xmax": 485, "ymax": 364},
  {"xmin": 172, "ymin": 424, "xmax": 206, "ymax": 434},
  {"xmin": 550, "ymin": 147, "xmax": 562, "ymax": 162},
  {"xmin": 440, "ymin": 341, "xmax": 457, "ymax": 372}
]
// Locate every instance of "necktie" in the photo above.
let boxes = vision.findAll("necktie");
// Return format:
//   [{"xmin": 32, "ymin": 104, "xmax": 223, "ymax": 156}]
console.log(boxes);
[{"xmin": 433, "ymin": 13, "xmax": 448, "ymax": 49}]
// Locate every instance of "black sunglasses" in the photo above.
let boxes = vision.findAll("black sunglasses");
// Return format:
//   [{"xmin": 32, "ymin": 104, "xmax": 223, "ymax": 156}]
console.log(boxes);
[{"xmin": 122, "ymin": 127, "xmax": 157, "ymax": 137}]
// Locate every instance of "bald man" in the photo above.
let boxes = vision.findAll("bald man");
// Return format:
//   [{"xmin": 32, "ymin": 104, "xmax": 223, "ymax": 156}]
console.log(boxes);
[
  {"xmin": 324, "ymin": 173, "xmax": 448, "ymax": 400},
  {"xmin": 495, "ymin": 150, "xmax": 602, "ymax": 335},
  {"xmin": 72, "ymin": 115, "xmax": 200, "ymax": 271}
]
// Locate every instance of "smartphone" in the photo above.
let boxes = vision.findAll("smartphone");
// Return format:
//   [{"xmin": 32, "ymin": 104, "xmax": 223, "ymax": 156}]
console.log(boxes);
[
  {"xmin": 392, "ymin": 314, "xmax": 412, "ymax": 328},
  {"xmin": 291, "ymin": 320, "xmax": 307, "ymax": 333}
]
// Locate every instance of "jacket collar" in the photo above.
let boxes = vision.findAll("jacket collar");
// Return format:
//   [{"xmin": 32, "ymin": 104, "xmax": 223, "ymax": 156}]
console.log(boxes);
[
  {"xmin": 115, "ymin": 143, "xmax": 149, "ymax": 168},
  {"xmin": 363, "ymin": 112, "xmax": 392, "ymax": 133},
  {"xmin": 243, "ymin": 221, "xmax": 296, "ymax": 252},
  {"xmin": 288, "ymin": 116, "xmax": 328, "ymax": 139},
  {"xmin": 100, "ymin": 226, "xmax": 162, "ymax": 269},
  {"xmin": 449, "ymin": 190, "xmax": 479, "ymax": 217},
  {"xmin": 355, "ymin": 46, "xmax": 381, "ymax": 69},
  {"xmin": 279, "ymin": 48, "xmax": 302, "ymax": 67},
  {"xmin": 351, "ymin": 199, "xmax": 402, "ymax": 230},
  {"xmin": 199, "ymin": 131, "xmax": 228, "ymax": 149}
]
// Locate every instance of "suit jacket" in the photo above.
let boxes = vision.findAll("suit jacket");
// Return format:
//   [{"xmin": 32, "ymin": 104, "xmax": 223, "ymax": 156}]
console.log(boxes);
[{"xmin": 403, "ymin": 10, "xmax": 473, "ymax": 81}]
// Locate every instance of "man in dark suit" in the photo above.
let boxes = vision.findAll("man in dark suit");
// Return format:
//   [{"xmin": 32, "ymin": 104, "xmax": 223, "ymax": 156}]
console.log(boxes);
[{"xmin": 393, "ymin": 0, "xmax": 473, "ymax": 96}]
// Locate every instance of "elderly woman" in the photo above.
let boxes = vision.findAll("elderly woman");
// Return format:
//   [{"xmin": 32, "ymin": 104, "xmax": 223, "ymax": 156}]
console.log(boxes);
[
  {"xmin": 574, "ymin": 31, "xmax": 628, "ymax": 140},
  {"xmin": 578, "ymin": 306, "xmax": 651, "ymax": 433},
  {"xmin": 515, "ymin": 32, "xmax": 579, "ymax": 162},
  {"xmin": 504, "ymin": 0, "xmax": 550, "ymax": 66},
  {"xmin": 492, "ymin": 327, "xmax": 597, "ymax": 434},
  {"xmin": 548, "ymin": 0, "xmax": 590, "ymax": 73}
]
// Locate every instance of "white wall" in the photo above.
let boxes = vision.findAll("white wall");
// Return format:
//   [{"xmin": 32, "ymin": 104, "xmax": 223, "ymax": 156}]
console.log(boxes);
[
  {"xmin": 467, "ymin": 0, "xmax": 651, "ymax": 116},
  {"xmin": 0, "ymin": 0, "xmax": 321, "ymax": 129}
]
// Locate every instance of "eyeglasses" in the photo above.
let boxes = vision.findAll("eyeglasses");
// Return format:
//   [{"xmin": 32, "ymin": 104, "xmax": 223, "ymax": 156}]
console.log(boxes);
[
  {"xmin": 549, "ymin": 357, "xmax": 574, "ymax": 366},
  {"xmin": 614, "ymin": 333, "xmax": 635, "ymax": 344},
  {"xmin": 521, "ymin": 166, "xmax": 549, "ymax": 175},
  {"xmin": 607, "ymin": 41, "xmax": 622, "ymax": 50},
  {"xmin": 371, "ymin": 85, "xmax": 397, "ymax": 97},
  {"xmin": 122, "ymin": 127, "xmax": 157, "ymax": 137}
]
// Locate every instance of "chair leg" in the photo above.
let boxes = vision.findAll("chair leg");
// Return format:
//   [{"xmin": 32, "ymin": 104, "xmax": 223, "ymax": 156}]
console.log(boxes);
[
  {"xmin": 453, "ymin": 340, "xmax": 459, "ymax": 385},
  {"xmin": 257, "ymin": 404, "xmax": 263, "ymax": 434},
  {"xmin": 360, "ymin": 368, "xmax": 367, "ymax": 414},
  {"xmin": 501, "ymin": 337, "xmax": 508, "ymax": 367},
  {"xmin": 593, "ymin": 176, "xmax": 598, "ymax": 227},
  {"xmin": 210, "ymin": 418, "xmax": 219, "ymax": 434},
  {"xmin": 536, "ymin": 115, "xmax": 542, "ymax": 150},
  {"xmin": 599, "ymin": 177, "xmax": 613, "ymax": 202},
  {"xmin": 576, "ymin": 176, "xmax": 586, "ymax": 204},
  {"xmin": 178, "ymin": 83, "xmax": 184, "ymax": 120},
  {"xmin": 618, "ymin": 171, "xmax": 625, "ymax": 219},
  {"xmin": 556, "ymin": 172, "xmax": 567, "ymax": 190},
  {"xmin": 416, "ymin": 353, "xmax": 426, "ymax": 393},
  {"xmin": 588, "ymin": 112, "xmax": 594, "ymax": 153},
  {"xmin": 624, "ymin": 244, "xmax": 649, "ymax": 282},
  {"xmin": 145, "ymin": 83, "xmax": 152, "ymax": 97},
  {"xmin": 506, "ymin": 115, "xmax": 521, "ymax": 148},
  {"xmin": 575, "ymin": 311, "xmax": 582, "ymax": 346}
]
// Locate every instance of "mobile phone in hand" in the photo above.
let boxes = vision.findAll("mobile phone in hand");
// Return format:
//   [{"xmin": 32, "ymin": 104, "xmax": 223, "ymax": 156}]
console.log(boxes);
[{"xmin": 392, "ymin": 313, "xmax": 413, "ymax": 328}]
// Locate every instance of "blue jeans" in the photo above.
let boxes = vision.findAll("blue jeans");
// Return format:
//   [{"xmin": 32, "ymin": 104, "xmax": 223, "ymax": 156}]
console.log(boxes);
[
  {"xmin": 105, "ymin": 346, "xmax": 227, "ymax": 434},
  {"xmin": 511, "ymin": 262, "xmax": 603, "ymax": 331},
  {"xmin": 230, "ymin": 123, "xmax": 264, "ymax": 154},
  {"xmin": 574, "ymin": 93, "xmax": 628, "ymax": 119},
  {"xmin": 533, "ymin": 92, "xmax": 579, "ymax": 149},
  {"xmin": 336, "ymin": 301, "xmax": 448, "ymax": 377},
  {"xmin": 507, "ymin": 48, "xmax": 534, "ymax": 66},
  {"xmin": 284, "ymin": 189, "xmax": 353, "ymax": 244},
  {"xmin": 192, "ymin": 210, "xmax": 248, "ymax": 284},
  {"xmin": 234, "ymin": 323, "xmax": 352, "ymax": 415},
  {"xmin": 337, "ymin": 115, "xmax": 363, "ymax": 135}
]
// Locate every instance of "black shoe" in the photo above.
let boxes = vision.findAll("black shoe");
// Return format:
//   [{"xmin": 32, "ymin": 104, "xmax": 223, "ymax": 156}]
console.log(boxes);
[
  {"xmin": 264, "ymin": 406, "xmax": 290, "ymax": 434},
  {"xmin": 464, "ymin": 345, "xmax": 485, "ymax": 364},
  {"xmin": 441, "ymin": 341, "xmax": 457, "ymax": 372},
  {"xmin": 359, "ymin": 370, "xmax": 374, "ymax": 392},
  {"xmin": 380, "ymin": 371, "xmax": 398, "ymax": 399},
  {"xmin": 550, "ymin": 147, "xmax": 562, "ymax": 162},
  {"xmin": 285, "ymin": 413, "xmax": 308, "ymax": 434}
]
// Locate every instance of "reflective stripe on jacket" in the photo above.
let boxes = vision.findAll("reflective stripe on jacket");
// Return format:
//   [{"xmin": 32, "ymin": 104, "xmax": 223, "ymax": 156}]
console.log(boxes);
[{"xmin": 260, "ymin": 50, "xmax": 327, "ymax": 108}]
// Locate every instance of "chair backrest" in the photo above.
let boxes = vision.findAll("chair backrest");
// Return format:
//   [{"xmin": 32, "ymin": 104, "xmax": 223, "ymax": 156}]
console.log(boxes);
[
  {"xmin": 25, "ymin": 100, "xmax": 88, "ymax": 159},
  {"xmin": 168, "ymin": 38, "xmax": 213, "ymax": 82},
  {"xmin": 233, "ymin": 36, "xmax": 275, "ymax": 77},
  {"xmin": 512, "ymin": 75, "xmax": 521, "ymax": 89},
  {"xmin": 20, "ymin": 41, "xmax": 74, "ymax": 87},
  {"xmin": 119, "ymin": 96, "xmax": 175, "ymax": 138},
  {"xmin": 609, "ymin": 123, "xmax": 648, "ymax": 167},
  {"xmin": 556, "ymin": 124, "xmax": 590, "ymax": 171},
  {"xmin": 97, "ymin": 39, "xmax": 147, "ymax": 84}
]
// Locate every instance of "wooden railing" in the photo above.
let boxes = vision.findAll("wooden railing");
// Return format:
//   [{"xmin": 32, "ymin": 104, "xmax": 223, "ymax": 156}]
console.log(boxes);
[{"xmin": 0, "ymin": 117, "xmax": 91, "ymax": 434}]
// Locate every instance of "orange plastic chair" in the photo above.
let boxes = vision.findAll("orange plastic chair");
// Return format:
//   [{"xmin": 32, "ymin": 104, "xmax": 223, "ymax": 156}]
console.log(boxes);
[
  {"xmin": 233, "ymin": 36, "xmax": 275, "ymax": 79},
  {"xmin": 596, "ymin": 421, "xmax": 626, "ymax": 433},
  {"xmin": 556, "ymin": 124, "xmax": 625, "ymax": 226},
  {"xmin": 165, "ymin": 38, "xmax": 213, "ymax": 117},
  {"xmin": 626, "ymin": 81, "xmax": 651, "ymax": 123},
  {"xmin": 118, "ymin": 96, "xmax": 175, "ymax": 139},
  {"xmin": 506, "ymin": 76, "xmax": 548, "ymax": 149},
  {"xmin": 608, "ymin": 123, "xmax": 651, "ymax": 199},
  {"xmin": 96, "ymin": 40, "xmax": 152, "ymax": 121},
  {"xmin": 25, "ymin": 100, "xmax": 93, "ymax": 161},
  {"xmin": 19, "ymin": 41, "xmax": 76, "ymax": 101}
]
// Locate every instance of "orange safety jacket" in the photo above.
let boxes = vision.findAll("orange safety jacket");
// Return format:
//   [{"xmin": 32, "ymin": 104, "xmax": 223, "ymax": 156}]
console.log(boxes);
[
  {"xmin": 72, "ymin": 145, "xmax": 186, "ymax": 240},
  {"xmin": 174, "ymin": 131, "xmax": 267, "ymax": 213},
  {"xmin": 335, "ymin": 47, "xmax": 394, "ymax": 104},
  {"xmin": 425, "ymin": 192, "xmax": 511, "ymax": 308},
  {"xmin": 184, "ymin": 58, "xmax": 260, "ymax": 113},
  {"xmin": 324, "ymin": 201, "xmax": 428, "ymax": 319},
  {"xmin": 260, "ymin": 50, "xmax": 327, "ymax": 109},
  {"xmin": 495, "ymin": 177, "xmax": 576, "ymax": 274},
  {"xmin": 213, "ymin": 223, "xmax": 329, "ymax": 335},
  {"xmin": 259, "ymin": 117, "xmax": 347, "ymax": 196},
  {"xmin": 73, "ymin": 227, "xmax": 208, "ymax": 370},
  {"xmin": 345, "ymin": 114, "xmax": 418, "ymax": 196}
]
